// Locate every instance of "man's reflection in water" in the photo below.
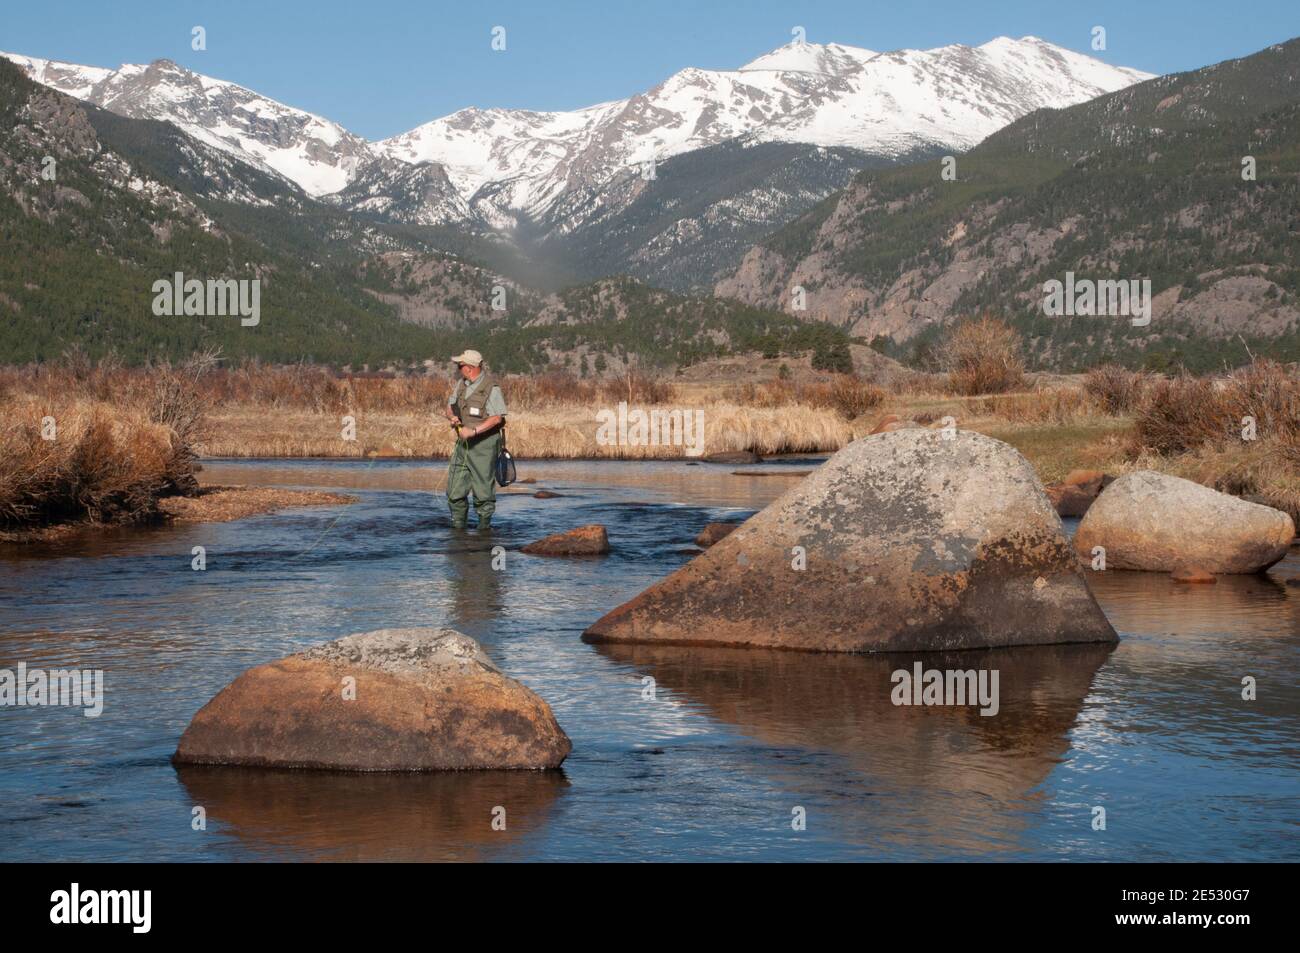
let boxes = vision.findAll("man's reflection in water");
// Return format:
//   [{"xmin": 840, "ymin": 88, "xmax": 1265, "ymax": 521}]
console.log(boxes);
[{"xmin": 443, "ymin": 529, "xmax": 508, "ymax": 641}]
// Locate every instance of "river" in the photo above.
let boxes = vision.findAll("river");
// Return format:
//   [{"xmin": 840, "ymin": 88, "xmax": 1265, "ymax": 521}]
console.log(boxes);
[{"xmin": 1, "ymin": 458, "xmax": 1297, "ymax": 861}]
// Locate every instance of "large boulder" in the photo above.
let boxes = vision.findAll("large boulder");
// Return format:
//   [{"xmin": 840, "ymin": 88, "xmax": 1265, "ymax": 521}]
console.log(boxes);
[
  {"xmin": 583, "ymin": 429, "xmax": 1116, "ymax": 652},
  {"xmin": 174, "ymin": 629, "xmax": 571, "ymax": 771},
  {"xmin": 1074, "ymin": 471, "xmax": 1295, "ymax": 573}
]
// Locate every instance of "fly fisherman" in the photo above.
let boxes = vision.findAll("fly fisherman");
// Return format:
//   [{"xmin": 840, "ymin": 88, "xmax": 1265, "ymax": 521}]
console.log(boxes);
[{"xmin": 442, "ymin": 349, "xmax": 507, "ymax": 530}]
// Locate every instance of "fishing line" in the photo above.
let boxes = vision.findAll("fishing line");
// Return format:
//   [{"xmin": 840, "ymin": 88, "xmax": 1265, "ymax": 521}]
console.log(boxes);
[{"xmin": 286, "ymin": 431, "xmax": 461, "ymax": 561}]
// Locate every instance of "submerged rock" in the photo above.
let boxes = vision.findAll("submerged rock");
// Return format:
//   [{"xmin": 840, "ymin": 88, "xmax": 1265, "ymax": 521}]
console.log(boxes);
[
  {"xmin": 173, "ymin": 628, "xmax": 571, "ymax": 771},
  {"xmin": 1045, "ymin": 470, "xmax": 1109, "ymax": 518},
  {"xmin": 522, "ymin": 524, "xmax": 610, "ymax": 556},
  {"xmin": 703, "ymin": 450, "xmax": 762, "ymax": 464},
  {"xmin": 1046, "ymin": 483, "xmax": 1095, "ymax": 518},
  {"xmin": 868, "ymin": 414, "xmax": 900, "ymax": 434},
  {"xmin": 584, "ymin": 429, "xmax": 1116, "ymax": 652},
  {"xmin": 1172, "ymin": 567, "xmax": 1216, "ymax": 584},
  {"xmin": 1075, "ymin": 471, "xmax": 1294, "ymax": 573},
  {"xmin": 868, "ymin": 414, "xmax": 922, "ymax": 435},
  {"xmin": 695, "ymin": 522, "xmax": 740, "ymax": 547}
]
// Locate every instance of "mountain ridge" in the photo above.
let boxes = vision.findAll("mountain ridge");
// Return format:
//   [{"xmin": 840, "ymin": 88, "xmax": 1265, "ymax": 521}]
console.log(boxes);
[{"xmin": 2, "ymin": 36, "xmax": 1152, "ymax": 234}]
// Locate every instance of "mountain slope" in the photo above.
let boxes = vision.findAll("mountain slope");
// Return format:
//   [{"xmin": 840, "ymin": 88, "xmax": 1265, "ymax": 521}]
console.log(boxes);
[
  {"xmin": 447, "ymin": 276, "xmax": 863, "ymax": 375},
  {"xmin": 0, "ymin": 57, "xmax": 448, "ymax": 364},
  {"xmin": 717, "ymin": 38, "xmax": 1300, "ymax": 371},
  {"xmin": 351, "ymin": 36, "xmax": 1153, "ymax": 289},
  {"xmin": 531, "ymin": 139, "xmax": 935, "ymax": 290},
  {"xmin": 0, "ymin": 57, "xmax": 840, "ymax": 372}
]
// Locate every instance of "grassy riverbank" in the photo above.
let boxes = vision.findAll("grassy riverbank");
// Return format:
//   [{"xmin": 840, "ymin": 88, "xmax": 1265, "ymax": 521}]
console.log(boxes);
[{"xmin": 2, "ymin": 352, "xmax": 1297, "ymax": 535}]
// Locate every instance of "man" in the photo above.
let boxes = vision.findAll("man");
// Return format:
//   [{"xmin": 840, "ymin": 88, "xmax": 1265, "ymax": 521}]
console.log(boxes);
[{"xmin": 442, "ymin": 349, "xmax": 507, "ymax": 529}]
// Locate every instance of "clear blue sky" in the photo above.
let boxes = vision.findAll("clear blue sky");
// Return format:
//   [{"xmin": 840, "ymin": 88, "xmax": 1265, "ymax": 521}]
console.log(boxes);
[{"xmin": 3, "ymin": 0, "xmax": 1298, "ymax": 140}]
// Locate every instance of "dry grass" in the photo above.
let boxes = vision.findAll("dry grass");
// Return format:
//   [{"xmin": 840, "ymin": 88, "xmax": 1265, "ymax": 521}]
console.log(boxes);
[
  {"xmin": 0, "ymin": 361, "xmax": 680, "ymax": 415},
  {"xmin": 980, "ymin": 419, "xmax": 1133, "ymax": 484},
  {"xmin": 200, "ymin": 403, "xmax": 854, "ymax": 459},
  {"xmin": 721, "ymin": 375, "xmax": 884, "ymax": 419},
  {"xmin": 971, "ymin": 387, "xmax": 1099, "ymax": 425},
  {"xmin": 864, "ymin": 383, "xmax": 1129, "ymax": 483},
  {"xmin": 159, "ymin": 485, "xmax": 356, "ymax": 523}
]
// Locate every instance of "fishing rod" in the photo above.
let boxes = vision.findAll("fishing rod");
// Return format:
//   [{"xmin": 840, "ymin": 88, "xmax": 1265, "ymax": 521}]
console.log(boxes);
[{"xmin": 428, "ymin": 421, "xmax": 469, "ymax": 495}]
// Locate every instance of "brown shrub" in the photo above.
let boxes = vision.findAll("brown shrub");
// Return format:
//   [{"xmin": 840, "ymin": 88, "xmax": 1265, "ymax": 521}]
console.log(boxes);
[
  {"xmin": 942, "ymin": 316, "xmax": 1026, "ymax": 396},
  {"xmin": 500, "ymin": 371, "xmax": 602, "ymax": 409},
  {"xmin": 0, "ymin": 351, "xmax": 220, "ymax": 529},
  {"xmin": 1133, "ymin": 361, "xmax": 1300, "ymax": 456},
  {"xmin": 1221, "ymin": 359, "xmax": 1300, "ymax": 445},
  {"xmin": 824, "ymin": 375, "xmax": 886, "ymax": 419},
  {"xmin": 0, "ymin": 401, "xmax": 175, "ymax": 528},
  {"xmin": 1133, "ymin": 376, "xmax": 1231, "ymax": 454},
  {"xmin": 719, "ymin": 377, "xmax": 883, "ymax": 418},
  {"xmin": 1083, "ymin": 364, "xmax": 1149, "ymax": 414}
]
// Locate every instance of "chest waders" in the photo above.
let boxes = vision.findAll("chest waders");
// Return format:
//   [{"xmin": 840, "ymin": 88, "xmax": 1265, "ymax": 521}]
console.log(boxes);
[{"xmin": 447, "ymin": 373, "xmax": 502, "ymax": 529}]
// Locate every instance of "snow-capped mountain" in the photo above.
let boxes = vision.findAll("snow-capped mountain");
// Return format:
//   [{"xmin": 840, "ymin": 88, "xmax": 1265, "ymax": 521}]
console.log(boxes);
[
  {"xmin": 375, "ymin": 36, "xmax": 1151, "ymax": 228},
  {"xmin": 5, "ymin": 38, "xmax": 1152, "ymax": 215},
  {"xmin": 738, "ymin": 41, "xmax": 878, "ymax": 74},
  {"xmin": 1, "ymin": 52, "xmax": 373, "ymax": 196},
  {"xmin": 752, "ymin": 37, "xmax": 1155, "ymax": 152}
]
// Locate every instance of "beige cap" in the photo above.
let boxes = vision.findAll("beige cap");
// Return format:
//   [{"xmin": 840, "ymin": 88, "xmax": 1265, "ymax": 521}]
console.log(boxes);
[{"xmin": 450, "ymin": 349, "xmax": 483, "ymax": 367}]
